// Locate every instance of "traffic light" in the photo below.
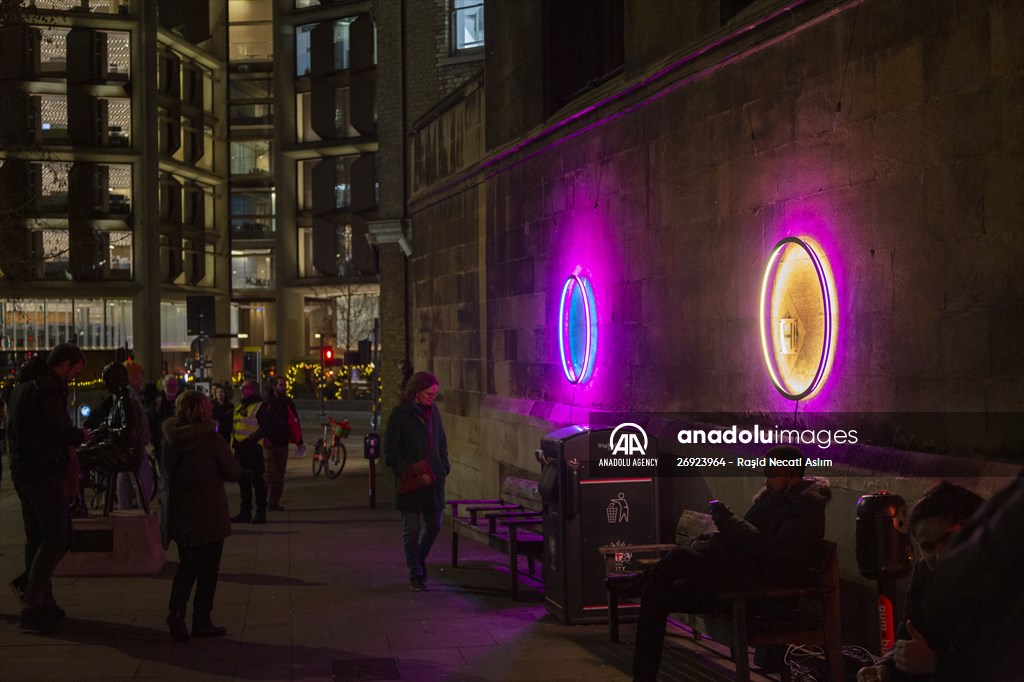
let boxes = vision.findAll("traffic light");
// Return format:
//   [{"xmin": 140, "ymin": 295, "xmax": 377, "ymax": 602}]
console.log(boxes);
[{"xmin": 322, "ymin": 346, "xmax": 334, "ymax": 365}]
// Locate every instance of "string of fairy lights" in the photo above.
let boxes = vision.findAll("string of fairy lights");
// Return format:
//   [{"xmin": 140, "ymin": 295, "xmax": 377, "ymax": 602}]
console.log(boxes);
[{"xmin": 69, "ymin": 363, "xmax": 380, "ymax": 401}]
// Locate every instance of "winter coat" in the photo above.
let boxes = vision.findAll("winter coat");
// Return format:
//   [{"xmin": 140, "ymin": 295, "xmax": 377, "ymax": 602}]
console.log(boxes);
[
  {"xmin": 163, "ymin": 418, "xmax": 241, "ymax": 546},
  {"xmin": 383, "ymin": 402, "xmax": 451, "ymax": 512},
  {"xmin": 703, "ymin": 476, "xmax": 831, "ymax": 588},
  {"xmin": 212, "ymin": 399, "xmax": 234, "ymax": 443},
  {"xmin": 7, "ymin": 357, "xmax": 85, "ymax": 480},
  {"xmin": 257, "ymin": 392, "xmax": 294, "ymax": 447},
  {"xmin": 925, "ymin": 472, "xmax": 1024, "ymax": 681}
]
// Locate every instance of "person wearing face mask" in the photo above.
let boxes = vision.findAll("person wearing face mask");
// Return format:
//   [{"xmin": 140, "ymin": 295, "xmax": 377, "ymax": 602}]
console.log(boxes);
[
  {"xmin": 383, "ymin": 372, "xmax": 451, "ymax": 591},
  {"xmin": 857, "ymin": 481, "xmax": 985, "ymax": 682}
]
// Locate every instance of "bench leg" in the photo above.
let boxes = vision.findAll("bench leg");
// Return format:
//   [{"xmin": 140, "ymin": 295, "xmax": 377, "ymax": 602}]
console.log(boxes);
[
  {"xmin": 730, "ymin": 599, "xmax": 751, "ymax": 682},
  {"xmin": 608, "ymin": 593, "xmax": 620, "ymax": 643},
  {"xmin": 451, "ymin": 527, "xmax": 459, "ymax": 568},
  {"xmin": 509, "ymin": 537, "xmax": 519, "ymax": 601}
]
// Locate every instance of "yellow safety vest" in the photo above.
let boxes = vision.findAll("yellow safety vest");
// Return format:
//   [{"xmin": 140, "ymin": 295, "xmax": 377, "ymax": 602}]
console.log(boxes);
[{"xmin": 232, "ymin": 400, "xmax": 262, "ymax": 446}]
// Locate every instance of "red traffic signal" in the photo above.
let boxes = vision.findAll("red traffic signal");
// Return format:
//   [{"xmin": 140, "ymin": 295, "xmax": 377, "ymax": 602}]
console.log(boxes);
[{"xmin": 322, "ymin": 346, "xmax": 334, "ymax": 364}]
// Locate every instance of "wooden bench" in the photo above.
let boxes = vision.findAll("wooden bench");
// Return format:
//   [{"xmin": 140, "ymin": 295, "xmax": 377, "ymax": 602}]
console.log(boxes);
[
  {"xmin": 600, "ymin": 510, "xmax": 842, "ymax": 682},
  {"xmin": 447, "ymin": 476, "xmax": 543, "ymax": 600}
]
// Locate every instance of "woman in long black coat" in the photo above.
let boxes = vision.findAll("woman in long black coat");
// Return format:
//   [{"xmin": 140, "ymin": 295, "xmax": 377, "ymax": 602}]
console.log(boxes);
[
  {"xmin": 163, "ymin": 390, "xmax": 241, "ymax": 641},
  {"xmin": 383, "ymin": 371, "xmax": 451, "ymax": 591}
]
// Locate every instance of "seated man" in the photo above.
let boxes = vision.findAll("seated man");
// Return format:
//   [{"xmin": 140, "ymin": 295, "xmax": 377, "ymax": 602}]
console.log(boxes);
[
  {"xmin": 609, "ymin": 445, "xmax": 831, "ymax": 682},
  {"xmin": 924, "ymin": 472, "xmax": 1024, "ymax": 681},
  {"xmin": 857, "ymin": 481, "xmax": 984, "ymax": 682}
]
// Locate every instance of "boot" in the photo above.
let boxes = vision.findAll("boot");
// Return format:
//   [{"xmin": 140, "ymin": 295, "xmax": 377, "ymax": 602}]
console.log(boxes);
[
  {"xmin": 192, "ymin": 619, "xmax": 228, "ymax": 637},
  {"xmin": 166, "ymin": 610, "xmax": 190, "ymax": 642}
]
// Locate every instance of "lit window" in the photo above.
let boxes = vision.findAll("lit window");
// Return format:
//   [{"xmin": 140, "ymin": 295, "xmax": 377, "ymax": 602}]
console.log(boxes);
[
  {"xmin": 296, "ymin": 23, "xmax": 315, "ymax": 76},
  {"xmin": 451, "ymin": 0, "xmax": 484, "ymax": 53}
]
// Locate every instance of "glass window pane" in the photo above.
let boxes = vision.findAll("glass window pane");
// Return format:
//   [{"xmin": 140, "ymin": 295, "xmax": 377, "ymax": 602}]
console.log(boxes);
[
  {"xmin": 335, "ymin": 156, "xmax": 354, "ymax": 208},
  {"xmin": 334, "ymin": 18, "xmax": 354, "ymax": 71},
  {"xmin": 229, "ymin": 24, "xmax": 273, "ymax": 62},
  {"xmin": 108, "ymin": 231, "xmax": 132, "ymax": 278},
  {"xmin": 452, "ymin": 0, "xmax": 485, "ymax": 52},
  {"xmin": 230, "ymin": 77, "xmax": 273, "ymax": 100},
  {"xmin": 38, "ymin": 94, "xmax": 69, "ymax": 143},
  {"xmin": 230, "ymin": 139, "xmax": 272, "ymax": 175},
  {"xmin": 104, "ymin": 97, "xmax": 131, "ymax": 146},
  {"xmin": 229, "ymin": 0, "xmax": 271, "ymax": 22},
  {"xmin": 296, "ymin": 23, "xmax": 314, "ymax": 76},
  {"xmin": 296, "ymin": 92, "xmax": 320, "ymax": 143},
  {"xmin": 38, "ymin": 26, "xmax": 69, "ymax": 74},
  {"xmin": 105, "ymin": 31, "xmax": 130, "ymax": 78},
  {"xmin": 232, "ymin": 252, "xmax": 273, "ymax": 289}
]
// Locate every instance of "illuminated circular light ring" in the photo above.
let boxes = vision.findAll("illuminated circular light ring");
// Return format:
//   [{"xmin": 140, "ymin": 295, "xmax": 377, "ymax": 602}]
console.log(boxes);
[
  {"xmin": 758, "ymin": 236, "xmax": 836, "ymax": 401},
  {"xmin": 558, "ymin": 273, "xmax": 598, "ymax": 384}
]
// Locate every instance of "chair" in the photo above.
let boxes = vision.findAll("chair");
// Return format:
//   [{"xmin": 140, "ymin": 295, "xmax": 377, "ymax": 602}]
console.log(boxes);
[{"xmin": 600, "ymin": 539, "xmax": 843, "ymax": 682}]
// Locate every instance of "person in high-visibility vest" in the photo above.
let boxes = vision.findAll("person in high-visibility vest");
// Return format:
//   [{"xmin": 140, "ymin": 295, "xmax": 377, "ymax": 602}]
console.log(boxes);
[{"xmin": 230, "ymin": 379, "xmax": 267, "ymax": 524}]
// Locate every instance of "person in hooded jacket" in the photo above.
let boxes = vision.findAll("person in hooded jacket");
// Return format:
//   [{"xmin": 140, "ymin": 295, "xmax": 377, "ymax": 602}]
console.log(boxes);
[
  {"xmin": 163, "ymin": 390, "xmax": 241, "ymax": 642},
  {"xmin": 383, "ymin": 371, "xmax": 451, "ymax": 591},
  {"xmin": 608, "ymin": 445, "xmax": 832, "ymax": 682},
  {"xmin": 7, "ymin": 344, "xmax": 87, "ymax": 632}
]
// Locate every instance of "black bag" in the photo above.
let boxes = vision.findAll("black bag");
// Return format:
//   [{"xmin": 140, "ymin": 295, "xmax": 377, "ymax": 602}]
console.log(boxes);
[{"xmin": 77, "ymin": 432, "xmax": 143, "ymax": 473}]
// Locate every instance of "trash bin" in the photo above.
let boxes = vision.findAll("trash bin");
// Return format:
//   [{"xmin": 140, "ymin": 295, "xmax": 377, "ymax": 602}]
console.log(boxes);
[{"xmin": 537, "ymin": 426, "xmax": 658, "ymax": 624}]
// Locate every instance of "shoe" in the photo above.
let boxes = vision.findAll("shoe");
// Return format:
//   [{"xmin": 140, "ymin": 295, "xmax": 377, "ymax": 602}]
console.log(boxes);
[
  {"xmin": 9, "ymin": 575, "xmax": 27, "ymax": 607},
  {"xmin": 20, "ymin": 606, "xmax": 62, "ymax": 633},
  {"xmin": 231, "ymin": 512, "xmax": 251, "ymax": 523},
  {"xmin": 268, "ymin": 503, "xmax": 285, "ymax": 511},
  {"xmin": 191, "ymin": 621, "xmax": 228, "ymax": 637},
  {"xmin": 251, "ymin": 512, "xmax": 266, "ymax": 524},
  {"xmin": 605, "ymin": 571, "xmax": 648, "ymax": 598},
  {"xmin": 409, "ymin": 576, "xmax": 426, "ymax": 592},
  {"xmin": 166, "ymin": 611, "xmax": 190, "ymax": 642}
]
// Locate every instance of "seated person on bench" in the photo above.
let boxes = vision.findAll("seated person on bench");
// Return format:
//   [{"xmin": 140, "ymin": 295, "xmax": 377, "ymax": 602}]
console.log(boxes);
[{"xmin": 607, "ymin": 446, "xmax": 832, "ymax": 682}]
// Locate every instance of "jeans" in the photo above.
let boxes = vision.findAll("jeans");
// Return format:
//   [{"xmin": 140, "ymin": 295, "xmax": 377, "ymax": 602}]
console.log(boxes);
[
  {"xmin": 632, "ymin": 546, "xmax": 739, "ymax": 681},
  {"xmin": 169, "ymin": 538, "xmax": 225, "ymax": 625},
  {"xmin": 402, "ymin": 510, "xmax": 443, "ymax": 579},
  {"xmin": 13, "ymin": 476, "xmax": 72, "ymax": 610},
  {"xmin": 263, "ymin": 443, "xmax": 289, "ymax": 505}
]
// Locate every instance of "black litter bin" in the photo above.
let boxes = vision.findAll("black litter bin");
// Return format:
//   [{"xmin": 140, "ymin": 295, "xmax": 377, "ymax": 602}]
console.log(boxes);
[{"xmin": 537, "ymin": 426, "xmax": 658, "ymax": 624}]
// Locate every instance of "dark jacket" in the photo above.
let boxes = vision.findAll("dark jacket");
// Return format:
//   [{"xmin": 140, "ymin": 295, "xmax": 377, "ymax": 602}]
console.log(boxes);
[
  {"xmin": 7, "ymin": 357, "xmax": 85, "ymax": 480},
  {"xmin": 164, "ymin": 418, "xmax": 241, "ymax": 546},
  {"xmin": 925, "ymin": 472, "xmax": 1024, "ymax": 681},
  {"xmin": 705, "ymin": 476, "xmax": 831, "ymax": 588},
  {"xmin": 212, "ymin": 399, "xmax": 234, "ymax": 444},
  {"xmin": 257, "ymin": 391, "xmax": 293, "ymax": 447},
  {"xmin": 384, "ymin": 402, "xmax": 451, "ymax": 512}
]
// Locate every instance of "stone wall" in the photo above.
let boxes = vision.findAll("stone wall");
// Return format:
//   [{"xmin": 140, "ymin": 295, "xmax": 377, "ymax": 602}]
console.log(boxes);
[{"xmin": 405, "ymin": 0, "xmax": 1024, "ymax": 642}]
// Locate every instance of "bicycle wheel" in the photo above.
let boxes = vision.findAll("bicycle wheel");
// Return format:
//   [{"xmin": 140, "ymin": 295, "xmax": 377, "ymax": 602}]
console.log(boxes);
[
  {"xmin": 324, "ymin": 441, "xmax": 347, "ymax": 479},
  {"xmin": 312, "ymin": 438, "xmax": 325, "ymax": 477}
]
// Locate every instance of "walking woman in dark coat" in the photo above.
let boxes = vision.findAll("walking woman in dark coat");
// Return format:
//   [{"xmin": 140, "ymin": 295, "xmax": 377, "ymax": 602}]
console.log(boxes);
[
  {"xmin": 163, "ymin": 390, "xmax": 241, "ymax": 641},
  {"xmin": 384, "ymin": 372, "xmax": 451, "ymax": 591}
]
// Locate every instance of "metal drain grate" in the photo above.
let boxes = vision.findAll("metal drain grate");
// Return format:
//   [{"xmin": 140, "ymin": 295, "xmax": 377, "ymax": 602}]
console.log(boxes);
[{"xmin": 332, "ymin": 658, "xmax": 401, "ymax": 681}]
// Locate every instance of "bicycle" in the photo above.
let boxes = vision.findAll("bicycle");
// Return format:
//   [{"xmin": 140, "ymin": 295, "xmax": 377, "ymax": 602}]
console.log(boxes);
[{"xmin": 312, "ymin": 415, "xmax": 349, "ymax": 479}]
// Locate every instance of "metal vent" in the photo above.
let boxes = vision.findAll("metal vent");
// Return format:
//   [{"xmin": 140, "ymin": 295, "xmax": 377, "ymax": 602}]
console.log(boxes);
[{"xmin": 332, "ymin": 658, "xmax": 401, "ymax": 681}]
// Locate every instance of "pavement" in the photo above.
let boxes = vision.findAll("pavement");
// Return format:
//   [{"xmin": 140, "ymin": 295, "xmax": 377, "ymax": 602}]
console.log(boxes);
[{"xmin": 0, "ymin": 408, "xmax": 773, "ymax": 682}]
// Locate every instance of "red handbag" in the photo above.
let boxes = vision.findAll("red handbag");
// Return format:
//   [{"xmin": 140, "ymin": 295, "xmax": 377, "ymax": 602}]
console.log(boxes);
[{"xmin": 397, "ymin": 459, "xmax": 435, "ymax": 494}]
